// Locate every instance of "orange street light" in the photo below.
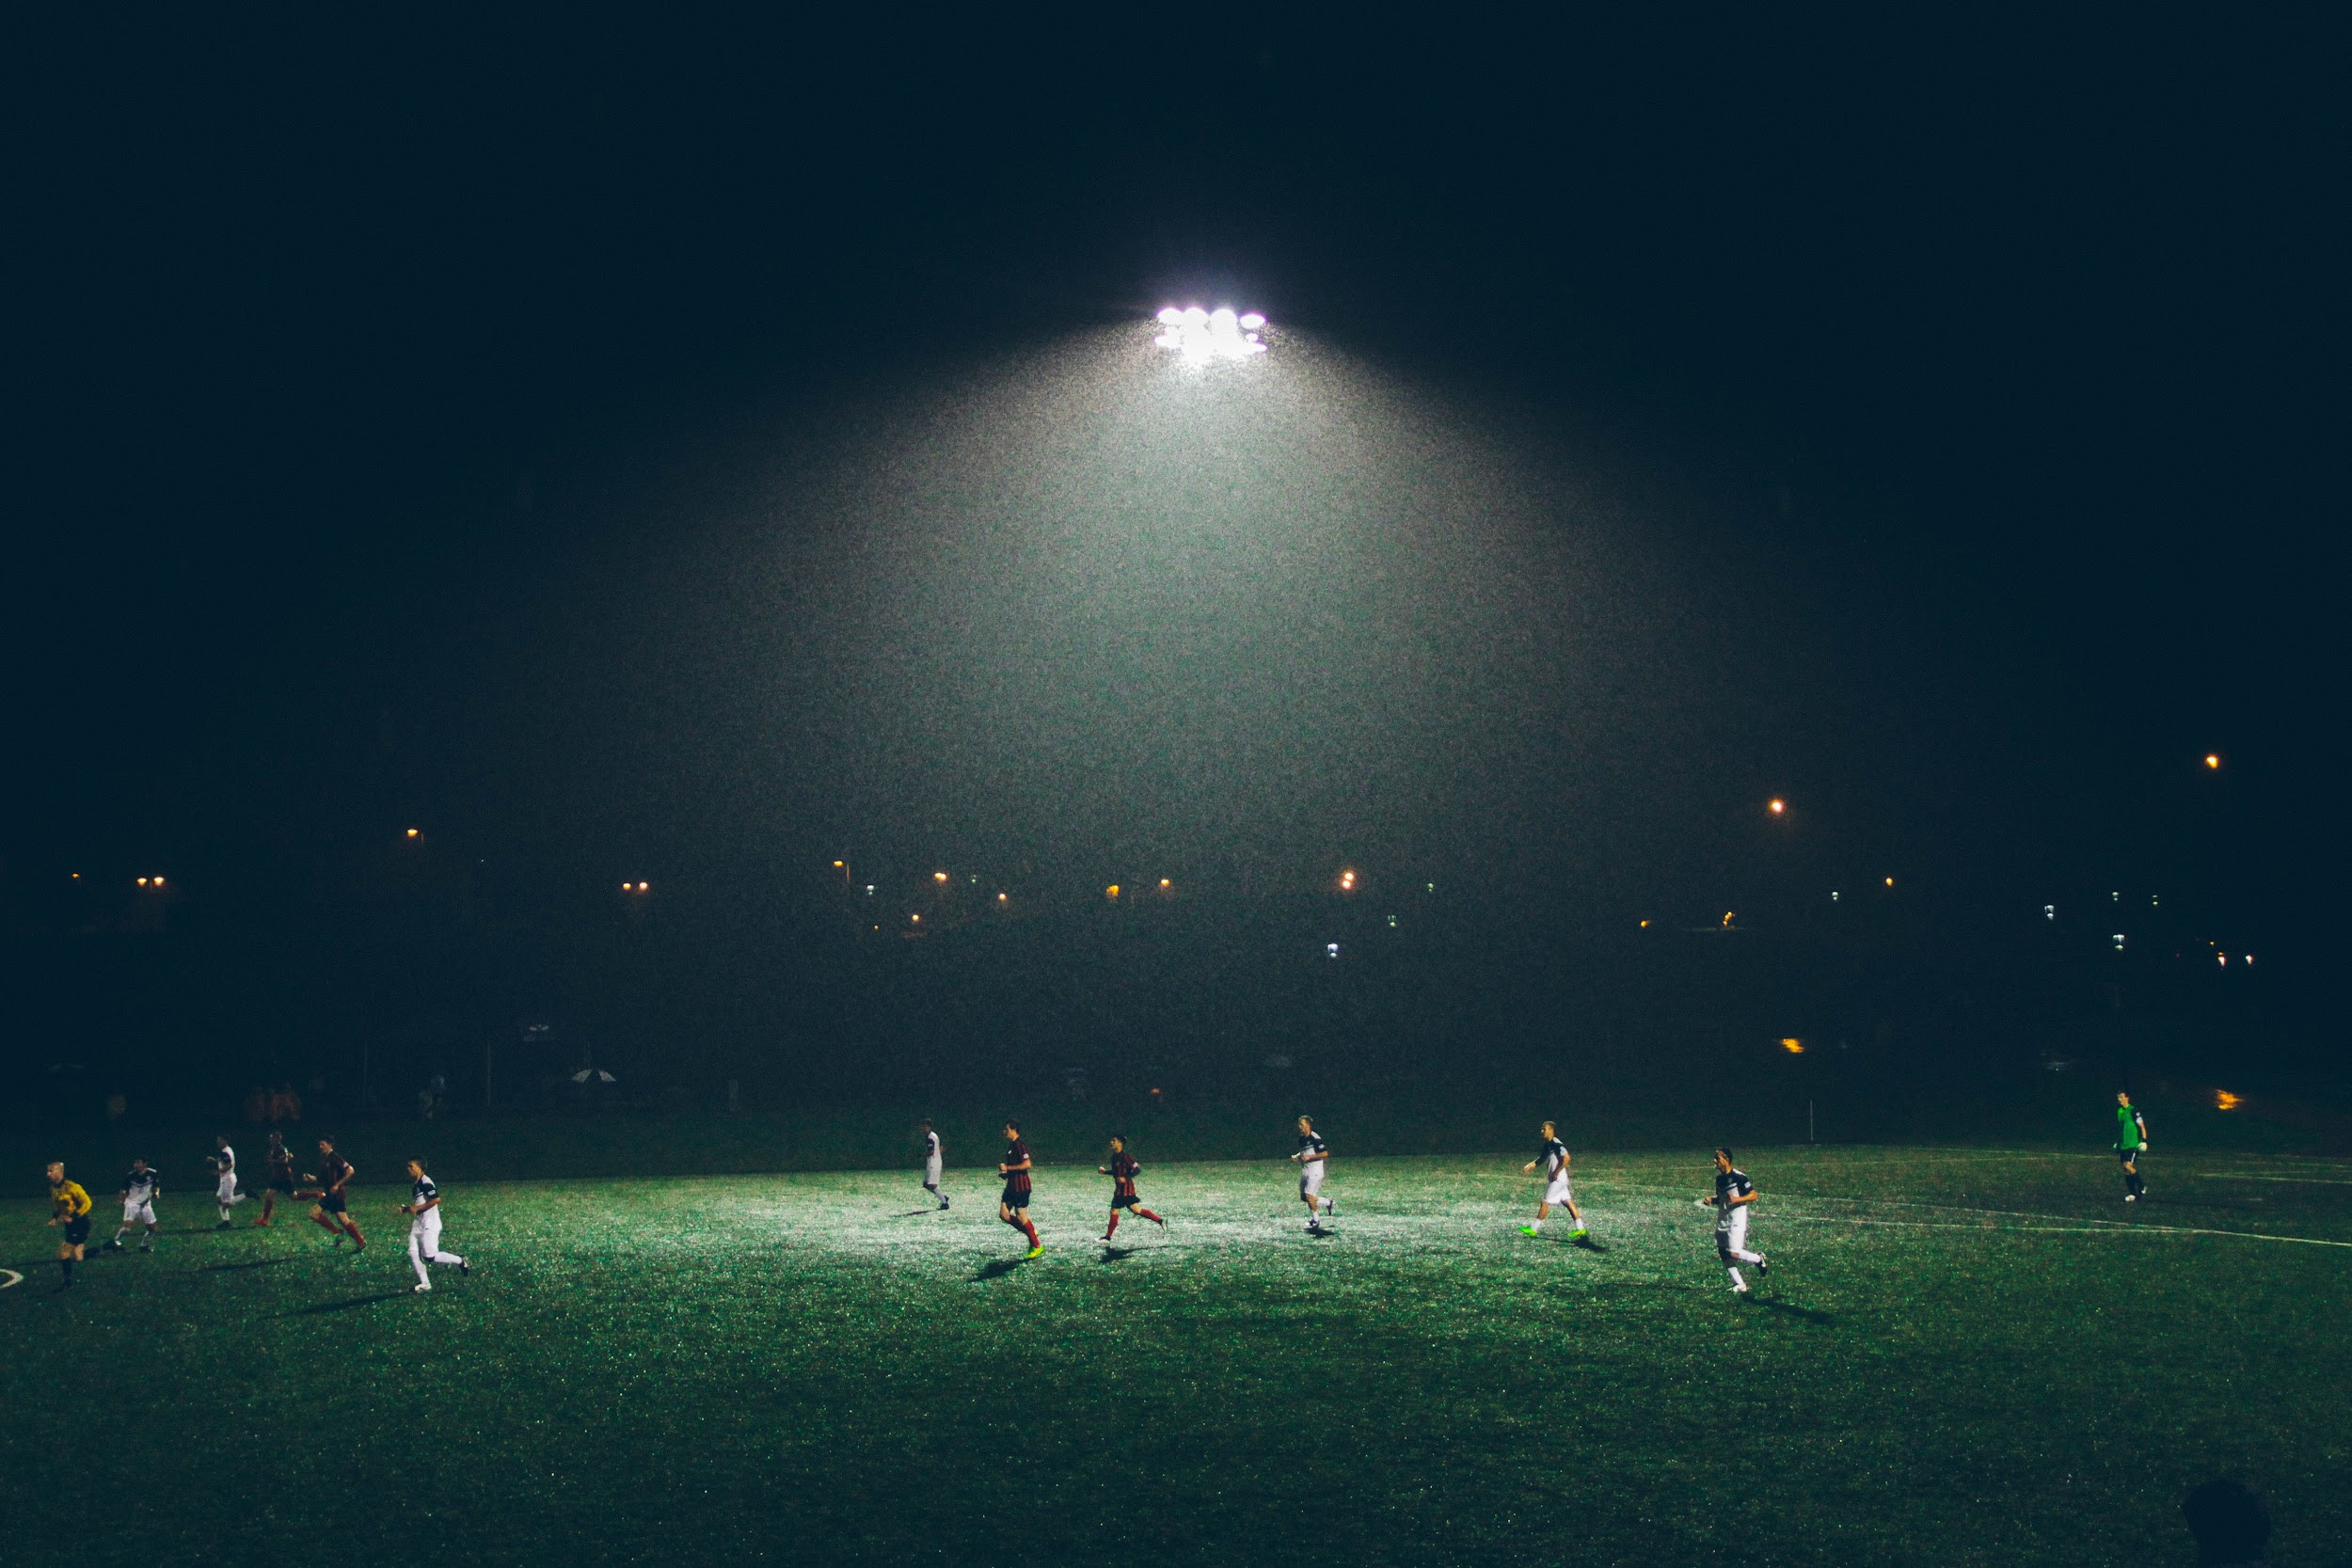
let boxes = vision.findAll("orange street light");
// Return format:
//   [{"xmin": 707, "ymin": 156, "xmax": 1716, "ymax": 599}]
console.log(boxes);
[
  {"xmin": 1105, "ymin": 884, "xmax": 1121, "ymax": 900},
  {"xmin": 1768, "ymin": 799, "xmax": 1786, "ymax": 815},
  {"xmin": 1780, "ymin": 1038, "xmax": 1804, "ymax": 1054},
  {"xmin": 933, "ymin": 871, "xmax": 948, "ymax": 884},
  {"xmin": 405, "ymin": 828, "xmax": 421, "ymax": 839},
  {"xmin": 2204, "ymin": 753, "xmax": 2220, "ymax": 769},
  {"xmin": 1337, "ymin": 868, "xmax": 1357, "ymax": 892},
  {"xmin": 1883, "ymin": 877, "xmax": 1895, "ymax": 887}
]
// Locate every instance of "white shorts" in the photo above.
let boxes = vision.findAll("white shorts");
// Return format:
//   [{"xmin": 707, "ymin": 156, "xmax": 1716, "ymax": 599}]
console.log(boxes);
[
  {"xmin": 1544, "ymin": 1176, "xmax": 1575, "ymax": 1207},
  {"xmin": 924, "ymin": 1158, "xmax": 944, "ymax": 1187},
  {"xmin": 410, "ymin": 1211, "xmax": 443, "ymax": 1249},
  {"xmin": 1717, "ymin": 1208, "xmax": 1750, "ymax": 1253},
  {"xmin": 1299, "ymin": 1163, "xmax": 1326, "ymax": 1198},
  {"xmin": 216, "ymin": 1172, "xmax": 238, "ymax": 1202},
  {"xmin": 123, "ymin": 1199, "xmax": 156, "ymax": 1227}
]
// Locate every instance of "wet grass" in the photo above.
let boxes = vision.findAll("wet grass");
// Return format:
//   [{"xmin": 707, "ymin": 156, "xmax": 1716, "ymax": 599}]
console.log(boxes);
[{"xmin": 5, "ymin": 1145, "xmax": 2347, "ymax": 1565}]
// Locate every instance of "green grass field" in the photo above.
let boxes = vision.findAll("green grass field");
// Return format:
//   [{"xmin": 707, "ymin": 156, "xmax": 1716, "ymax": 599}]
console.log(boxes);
[{"xmin": 6, "ymin": 1144, "xmax": 2347, "ymax": 1566}]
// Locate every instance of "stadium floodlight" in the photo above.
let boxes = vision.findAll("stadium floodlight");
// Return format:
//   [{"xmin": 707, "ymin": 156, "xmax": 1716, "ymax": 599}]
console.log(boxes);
[{"xmin": 1153, "ymin": 303, "xmax": 1269, "ymax": 362}]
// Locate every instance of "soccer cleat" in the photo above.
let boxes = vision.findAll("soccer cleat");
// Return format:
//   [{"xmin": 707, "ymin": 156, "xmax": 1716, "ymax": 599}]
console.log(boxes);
[
  {"xmin": 215, "ymin": 1220, "xmax": 232, "ymax": 1230},
  {"xmin": 1518, "ymin": 1226, "xmax": 1540, "ymax": 1236},
  {"xmin": 138, "ymin": 1241, "xmax": 153, "ymax": 1252},
  {"xmin": 1570, "ymin": 1227, "xmax": 1589, "ymax": 1240},
  {"xmin": 103, "ymin": 1240, "xmax": 124, "ymax": 1252},
  {"xmin": 413, "ymin": 1282, "xmax": 432, "ymax": 1293},
  {"xmin": 1152, "ymin": 1213, "xmax": 1167, "ymax": 1228},
  {"xmin": 1755, "ymin": 1255, "xmax": 1768, "ymax": 1276},
  {"xmin": 939, "ymin": 1198, "xmax": 950, "ymax": 1211},
  {"xmin": 1731, "ymin": 1282, "xmax": 1751, "ymax": 1295},
  {"xmin": 2123, "ymin": 1193, "xmax": 2137, "ymax": 1202},
  {"xmin": 458, "ymin": 1259, "xmax": 469, "ymax": 1275},
  {"xmin": 1326, "ymin": 1198, "xmax": 1339, "ymax": 1216},
  {"xmin": 1024, "ymin": 1244, "xmax": 1044, "ymax": 1259}
]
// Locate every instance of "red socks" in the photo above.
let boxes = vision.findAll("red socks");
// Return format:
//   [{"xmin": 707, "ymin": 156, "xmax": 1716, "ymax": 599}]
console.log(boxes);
[
  {"xmin": 1136, "ymin": 1208, "xmax": 1163, "ymax": 1224},
  {"xmin": 1105, "ymin": 1212, "xmax": 1120, "ymax": 1237},
  {"xmin": 1022, "ymin": 1220, "xmax": 1041, "ymax": 1247}
]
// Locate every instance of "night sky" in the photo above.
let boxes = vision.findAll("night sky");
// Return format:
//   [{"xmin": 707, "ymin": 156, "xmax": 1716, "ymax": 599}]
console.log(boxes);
[{"xmin": 10, "ymin": 14, "xmax": 2339, "ymax": 952}]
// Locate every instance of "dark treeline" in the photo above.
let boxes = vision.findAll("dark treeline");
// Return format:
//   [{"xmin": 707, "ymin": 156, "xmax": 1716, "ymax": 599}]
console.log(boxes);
[{"xmin": 2, "ymin": 859, "xmax": 2297, "ymax": 1132}]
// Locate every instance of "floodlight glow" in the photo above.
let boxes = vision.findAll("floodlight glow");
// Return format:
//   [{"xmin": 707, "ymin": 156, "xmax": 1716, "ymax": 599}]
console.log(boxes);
[{"xmin": 1152, "ymin": 303, "xmax": 1270, "ymax": 362}]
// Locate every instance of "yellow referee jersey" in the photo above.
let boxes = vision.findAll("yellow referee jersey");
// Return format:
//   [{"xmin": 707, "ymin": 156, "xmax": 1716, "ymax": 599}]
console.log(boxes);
[{"xmin": 50, "ymin": 1180, "xmax": 92, "ymax": 1219}]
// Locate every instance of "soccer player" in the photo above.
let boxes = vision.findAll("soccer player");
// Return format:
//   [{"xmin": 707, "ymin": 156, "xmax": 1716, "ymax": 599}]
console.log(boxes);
[
  {"xmin": 1700, "ymin": 1148, "xmax": 1767, "ymax": 1294},
  {"xmin": 995, "ymin": 1120, "xmax": 1042, "ymax": 1258},
  {"xmin": 1518, "ymin": 1121, "xmax": 1589, "ymax": 1242},
  {"xmin": 107, "ymin": 1158, "xmax": 163, "ymax": 1252},
  {"xmin": 46, "ymin": 1162, "xmax": 93, "ymax": 1289},
  {"xmin": 397, "ymin": 1159, "xmax": 469, "ymax": 1292},
  {"xmin": 304, "ymin": 1137, "xmax": 367, "ymax": 1251},
  {"xmin": 256, "ymin": 1131, "xmax": 296, "ymax": 1227},
  {"xmin": 2115, "ymin": 1090, "xmax": 2151, "ymax": 1202},
  {"xmin": 919, "ymin": 1118, "xmax": 947, "ymax": 1211},
  {"xmin": 1096, "ymin": 1134, "xmax": 1166, "ymax": 1241},
  {"xmin": 1290, "ymin": 1115, "xmax": 1337, "ymax": 1232},
  {"xmin": 207, "ymin": 1133, "xmax": 247, "ymax": 1227}
]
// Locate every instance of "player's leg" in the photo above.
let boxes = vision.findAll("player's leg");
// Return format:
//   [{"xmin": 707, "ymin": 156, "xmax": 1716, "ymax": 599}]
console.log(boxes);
[
  {"xmin": 1014, "ymin": 1203, "xmax": 1041, "ymax": 1254},
  {"xmin": 342, "ymin": 1211, "xmax": 368, "ymax": 1249},
  {"xmin": 258, "ymin": 1189, "xmax": 276, "ymax": 1225},
  {"xmin": 1136, "ymin": 1205, "xmax": 1164, "ymax": 1227},
  {"xmin": 408, "ymin": 1222, "xmax": 434, "ymax": 1290},
  {"xmin": 1103, "ymin": 1207, "xmax": 1120, "ymax": 1241},
  {"xmin": 140, "ymin": 1205, "xmax": 158, "ymax": 1249}
]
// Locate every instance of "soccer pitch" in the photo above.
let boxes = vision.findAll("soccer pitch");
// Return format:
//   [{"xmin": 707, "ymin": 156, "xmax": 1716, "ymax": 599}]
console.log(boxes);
[{"xmin": 6, "ymin": 1146, "xmax": 2346, "ymax": 1566}]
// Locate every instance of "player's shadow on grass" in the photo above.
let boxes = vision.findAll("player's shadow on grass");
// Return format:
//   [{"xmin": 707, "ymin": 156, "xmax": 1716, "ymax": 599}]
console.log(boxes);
[
  {"xmin": 1097, "ymin": 1245, "xmax": 1138, "ymax": 1263},
  {"xmin": 893, "ymin": 1208, "xmax": 942, "ymax": 1219},
  {"xmin": 1749, "ymin": 1296, "xmax": 1835, "ymax": 1325},
  {"xmin": 969, "ymin": 1259, "xmax": 1026, "ymax": 1283},
  {"xmin": 201, "ymin": 1257, "xmax": 292, "ymax": 1273},
  {"xmin": 286, "ymin": 1291, "xmax": 410, "ymax": 1316}
]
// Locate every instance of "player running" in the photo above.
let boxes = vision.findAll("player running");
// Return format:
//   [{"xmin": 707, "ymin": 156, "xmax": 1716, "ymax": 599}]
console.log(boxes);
[
  {"xmin": 256, "ymin": 1131, "xmax": 296, "ymax": 1227},
  {"xmin": 397, "ymin": 1159, "xmax": 469, "ymax": 1292},
  {"xmin": 2115, "ymin": 1091, "xmax": 2151, "ymax": 1202},
  {"xmin": 106, "ymin": 1158, "xmax": 163, "ymax": 1252},
  {"xmin": 919, "ymin": 1118, "xmax": 947, "ymax": 1211},
  {"xmin": 46, "ymin": 1162, "xmax": 93, "ymax": 1290},
  {"xmin": 1291, "ymin": 1116, "xmax": 1338, "ymax": 1233},
  {"xmin": 208, "ymin": 1133, "xmax": 247, "ymax": 1227},
  {"xmin": 1096, "ymin": 1134, "xmax": 1166, "ymax": 1241},
  {"xmin": 1699, "ymin": 1148, "xmax": 1767, "ymax": 1295},
  {"xmin": 1518, "ymin": 1121, "xmax": 1590, "ymax": 1243},
  {"xmin": 304, "ymin": 1137, "xmax": 367, "ymax": 1251},
  {"xmin": 996, "ymin": 1121, "xmax": 1043, "ymax": 1259}
]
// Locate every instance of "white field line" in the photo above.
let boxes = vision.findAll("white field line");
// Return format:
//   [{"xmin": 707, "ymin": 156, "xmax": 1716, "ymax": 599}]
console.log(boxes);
[
  {"xmin": 0, "ymin": 1268, "xmax": 21, "ymax": 1290},
  {"xmin": 2201, "ymin": 1174, "xmax": 2352, "ymax": 1185}
]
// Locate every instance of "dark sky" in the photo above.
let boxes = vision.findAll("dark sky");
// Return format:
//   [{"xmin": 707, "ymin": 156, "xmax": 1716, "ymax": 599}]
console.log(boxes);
[{"xmin": 9, "ymin": 13, "xmax": 2341, "ymax": 930}]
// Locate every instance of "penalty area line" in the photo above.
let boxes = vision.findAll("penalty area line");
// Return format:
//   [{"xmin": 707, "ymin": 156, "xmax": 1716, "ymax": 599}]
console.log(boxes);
[
  {"xmin": 1784, "ymin": 1215, "xmax": 2352, "ymax": 1249},
  {"xmin": 0, "ymin": 1269, "xmax": 21, "ymax": 1291}
]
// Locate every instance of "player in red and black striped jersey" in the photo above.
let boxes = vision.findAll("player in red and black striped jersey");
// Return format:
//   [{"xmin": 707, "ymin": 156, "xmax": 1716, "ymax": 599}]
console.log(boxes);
[
  {"xmin": 303, "ymin": 1138, "xmax": 367, "ymax": 1251},
  {"xmin": 995, "ymin": 1121, "xmax": 1042, "ymax": 1258},
  {"xmin": 256, "ymin": 1131, "xmax": 296, "ymax": 1227},
  {"xmin": 1096, "ymin": 1134, "xmax": 1165, "ymax": 1241}
]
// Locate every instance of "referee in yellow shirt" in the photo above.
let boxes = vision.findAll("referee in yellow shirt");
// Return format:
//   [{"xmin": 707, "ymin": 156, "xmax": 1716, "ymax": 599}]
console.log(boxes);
[{"xmin": 46, "ymin": 1162, "xmax": 93, "ymax": 1290}]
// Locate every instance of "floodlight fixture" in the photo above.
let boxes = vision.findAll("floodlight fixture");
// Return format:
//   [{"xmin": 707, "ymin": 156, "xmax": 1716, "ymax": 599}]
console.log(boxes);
[{"xmin": 1153, "ymin": 303, "xmax": 1269, "ymax": 362}]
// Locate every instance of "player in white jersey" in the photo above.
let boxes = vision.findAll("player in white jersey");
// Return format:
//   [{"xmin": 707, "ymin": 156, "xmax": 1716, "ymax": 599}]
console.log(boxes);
[
  {"xmin": 1518, "ymin": 1121, "xmax": 1591, "ymax": 1243},
  {"xmin": 397, "ymin": 1159, "xmax": 469, "ymax": 1292},
  {"xmin": 1290, "ymin": 1116, "xmax": 1337, "ymax": 1232},
  {"xmin": 918, "ymin": 1118, "xmax": 947, "ymax": 1211},
  {"xmin": 208, "ymin": 1133, "xmax": 248, "ymax": 1227},
  {"xmin": 1698, "ymin": 1147, "xmax": 1768, "ymax": 1294},
  {"xmin": 107, "ymin": 1158, "xmax": 163, "ymax": 1251}
]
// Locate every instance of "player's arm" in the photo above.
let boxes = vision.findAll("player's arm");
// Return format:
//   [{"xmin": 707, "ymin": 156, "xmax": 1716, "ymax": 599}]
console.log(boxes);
[
  {"xmin": 336, "ymin": 1164, "xmax": 356, "ymax": 1193},
  {"xmin": 1728, "ymin": 1186, "xmax": 1757, "ymax": 1208},
  {"xmin": 2137, "ymin": 1112, "xmax": 2150, "ymax": 1148},
  {"xmin": 1521, "ymin": 1159, "xmax": 1538, "ymax": 1173},
  {"xmin": 1006, "ymin": 1155, "xmax": 1031, "ymax": 1173},
  {"xmin": 412, "ymin": 1192, "xmax": 438, "ymax": 1214}
]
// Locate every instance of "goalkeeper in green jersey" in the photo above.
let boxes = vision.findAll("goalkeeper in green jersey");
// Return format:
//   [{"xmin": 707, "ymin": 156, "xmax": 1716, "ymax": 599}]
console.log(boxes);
[{"xmin": 2114, "ymin": 1091, "xmax": 2150, "ymax": 1202}]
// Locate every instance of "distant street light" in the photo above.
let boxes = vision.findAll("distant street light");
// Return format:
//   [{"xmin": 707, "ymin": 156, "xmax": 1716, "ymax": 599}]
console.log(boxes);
[
  {"xmin": 405, "ymin": 828, "xmax": 421, "ymax": 839},
  {"xmin": 2204, "ymin": 753, "xmax": 2220, "ymax": 769},
  {"xmin": 1337, "ymin": 869, "xmax": 1357, "ymax": 893},
  {"xmin": 1768, "ymin": 799, "xmax": 1786, "ymax": 816}
]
